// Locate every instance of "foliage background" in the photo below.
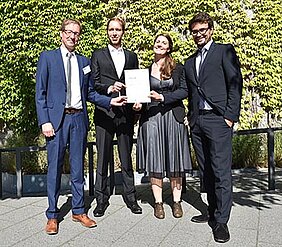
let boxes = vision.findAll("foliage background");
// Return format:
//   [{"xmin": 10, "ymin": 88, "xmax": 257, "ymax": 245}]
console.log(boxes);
[{"xmin": 0, "ymin": 0, "xmax": 281, "ymax": 171}]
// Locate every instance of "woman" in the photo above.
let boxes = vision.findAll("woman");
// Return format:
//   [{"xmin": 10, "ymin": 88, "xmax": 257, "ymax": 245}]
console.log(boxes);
[{"xmin": 134, "ymin": 34, "xmax": 192, "ymax": 219}]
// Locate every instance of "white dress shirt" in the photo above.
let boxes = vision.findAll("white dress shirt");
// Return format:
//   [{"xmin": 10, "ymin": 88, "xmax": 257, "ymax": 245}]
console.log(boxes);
[
  {"xmin": 108, "ymin": 44, "xmax": 125, "ymax": 78},
  {"xmin": 61, "ymin": 46, "xmax": 82, "ymax": 109}
]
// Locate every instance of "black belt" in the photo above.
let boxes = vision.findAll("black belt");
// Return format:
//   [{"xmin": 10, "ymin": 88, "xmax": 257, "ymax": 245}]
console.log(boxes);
[
  {"xmin": 199, "ymin": 109, "xmax": 213, "ymax": 115},
  {"xmin": 64, "ymin": 108, "xmax": 83, "ymax": 114}
]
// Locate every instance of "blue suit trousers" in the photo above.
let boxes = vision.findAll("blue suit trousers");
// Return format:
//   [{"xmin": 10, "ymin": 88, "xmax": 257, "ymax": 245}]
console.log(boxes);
[{"xmin": 46, "ymin": 112, "xmax": 87, "ymax": 219}]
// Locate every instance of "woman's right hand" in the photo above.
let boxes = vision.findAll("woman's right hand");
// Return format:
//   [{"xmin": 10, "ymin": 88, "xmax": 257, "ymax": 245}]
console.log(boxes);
[{"xmin": 133, "ymin": 102, "xmax": 142, "ymax": 111}]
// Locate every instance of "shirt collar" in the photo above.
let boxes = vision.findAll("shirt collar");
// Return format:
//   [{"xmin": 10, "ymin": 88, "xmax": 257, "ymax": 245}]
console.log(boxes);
[
  {"xmin": 201, "ymin": 39, "xmax": 213, "ymax": 52},
  {"xmin": 108, "ymin": 44, "xmax": 123, "ymax": 53},
  {"xmin": 60, "ymin": 45, "xmax": 75, "ymax": 57}
]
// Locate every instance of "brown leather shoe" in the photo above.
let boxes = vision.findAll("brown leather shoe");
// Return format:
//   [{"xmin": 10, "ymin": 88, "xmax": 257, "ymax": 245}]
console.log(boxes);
[
  {"xmin": 154, "ymin": 202, "xmax": 165, "ymax": 219},
  {"xmin": 172, "ymin": 202, "xmax": 183, "ymax": 218},
  {"xmin": 45, "ymin": 219, "xmax": 58, "ymax": 235},
  {"xmin": 72, "ymin": 214, "xmax": 97, "ymax": 228}
]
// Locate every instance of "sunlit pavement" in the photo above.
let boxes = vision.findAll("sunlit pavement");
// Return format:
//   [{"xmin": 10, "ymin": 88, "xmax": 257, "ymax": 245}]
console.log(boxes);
[{"xmin": 0, "ymin": 168, "xmax": 281, "ymax": 247}]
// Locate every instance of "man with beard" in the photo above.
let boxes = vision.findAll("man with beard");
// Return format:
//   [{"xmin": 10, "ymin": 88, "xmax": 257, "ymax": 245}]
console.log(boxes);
[{"xmin": 184, "ymin": 12, "xmax": 243, "ymax": 243}]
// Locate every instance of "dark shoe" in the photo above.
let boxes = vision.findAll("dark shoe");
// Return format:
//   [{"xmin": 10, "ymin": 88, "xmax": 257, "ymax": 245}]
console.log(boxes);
[
  {"xmin": 93, "ymin": 201, "xmax": 109, "ymax": 217},
  {"xmin": 154, "ymin": 202, "xmax": 165, "ymax": 219},
  {"xmin": 172, "ymin": 202, "xmax": 183, "ymax": 218},
  {"xmin": 127, "ymin": 201, "xmax": 142, "ymax": 214},
  {"xmin": 208, "ymin": 219, "xmax": 217, "ymax": 229},
  {"xmin": 191, "ymin": 214, "xmax": 209, "ymax": 223},
  {"xmin": 212, "ymin": 223, "xmax": 230, "ymax": 243},
  {"xmin": 45, "ymin": 219, "xmax": 58, "ymax": 235},
  {"xmin": 72, "ymin": 214, "xmax": 97, "ymax": 228}
]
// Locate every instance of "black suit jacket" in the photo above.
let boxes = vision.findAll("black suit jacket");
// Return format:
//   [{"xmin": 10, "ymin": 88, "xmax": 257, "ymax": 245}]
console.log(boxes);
[
  {"xmin": 184, "ymin": 42, "xmax": 243, "ymax": 127},
  {"xmin": 162, "ymin": 63, "xmax": 188, "ymax": 123},
  {"xmin": 90, "ymin": 47, "xmax": 139, "ymax": 118}
]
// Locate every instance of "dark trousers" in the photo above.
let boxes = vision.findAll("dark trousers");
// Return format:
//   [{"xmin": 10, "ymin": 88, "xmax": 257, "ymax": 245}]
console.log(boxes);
[
  {"xmin": 46, "ymin": 112, "xmax": 87, "ymax": 219},
  {"xmin": 191, "ymin": 113, "xmax": 233, "ymax": 224},
  {"xmin": 94, "ymin": 109, "xmax": 136, "ymax": 204}
]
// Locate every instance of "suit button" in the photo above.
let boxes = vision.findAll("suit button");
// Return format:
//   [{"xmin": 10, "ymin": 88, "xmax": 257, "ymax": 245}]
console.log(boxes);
[
  {"xmin": 197, "ymin": 86, "xmax": 200, "ymax": 90},
  {"xmin": 62, "ymin": 103, "xmax": 65, "ymax": 105}
]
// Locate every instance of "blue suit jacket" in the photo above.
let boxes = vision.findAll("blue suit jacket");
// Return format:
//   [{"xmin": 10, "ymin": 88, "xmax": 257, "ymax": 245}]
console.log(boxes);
[{"xmin": 35, "ymin": 48, "xmax": 111, "ymax": 131}]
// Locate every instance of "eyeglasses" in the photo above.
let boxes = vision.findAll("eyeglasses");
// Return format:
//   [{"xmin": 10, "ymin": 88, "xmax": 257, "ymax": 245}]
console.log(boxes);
[
  {"xmin": 63, "ymin": 30, "xmax": 80, "ymax": 37},
  {"xmin": 191, "ymin": 28, "xmax": 210, "ymax": 36}
]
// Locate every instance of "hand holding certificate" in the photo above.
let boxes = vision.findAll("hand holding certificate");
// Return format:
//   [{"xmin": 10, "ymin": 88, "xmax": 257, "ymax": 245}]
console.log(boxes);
[{"xmin": 124, "ymin": 69, "xmax": 151, "ymax": 103}]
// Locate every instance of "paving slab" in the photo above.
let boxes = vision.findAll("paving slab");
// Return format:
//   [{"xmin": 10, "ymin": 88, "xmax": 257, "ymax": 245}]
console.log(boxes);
[{"xmin": 0, "ymin": 168, "xmax": 281, "ymax": 246}]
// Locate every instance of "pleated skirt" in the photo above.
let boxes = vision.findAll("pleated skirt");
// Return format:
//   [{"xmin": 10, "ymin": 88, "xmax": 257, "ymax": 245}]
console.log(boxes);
[{"xmin": 137, "ymin": 110, "xmax": 192, "ymax": 178}]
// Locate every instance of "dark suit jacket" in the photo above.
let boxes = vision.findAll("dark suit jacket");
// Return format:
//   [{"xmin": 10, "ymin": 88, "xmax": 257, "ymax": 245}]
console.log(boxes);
[
  {"xmin": 141, "ymin": 63, "xmax": 188, "ymax": 123},
  {"xmin": 35, "ymin": 48, "xmax": 111, "ymax": 131},
  {"xmin": 162, "ymin": 63, "xmax": 188, "ymax": 123},
  {"xmin": 90, "ymin": 47, "xmax": 139, "ymax": 118},
  {"xmin": 184, "ymin": 42, "xmax": 243, "ymax": 127}
]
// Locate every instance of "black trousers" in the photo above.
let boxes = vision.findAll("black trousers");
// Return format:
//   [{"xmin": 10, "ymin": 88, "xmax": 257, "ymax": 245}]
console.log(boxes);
[
  {"xmin": 191, "ymin": 112, "xmax": 233, "ymax": 224},
  {"xmin": 94, "ymin": 108, "xmax": 136, "ymax": 204}
]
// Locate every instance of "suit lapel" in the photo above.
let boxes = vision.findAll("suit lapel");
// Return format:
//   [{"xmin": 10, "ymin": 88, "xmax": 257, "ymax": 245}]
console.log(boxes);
[
  {"xmin": 76, "ymin": 54, "xmax": 84, "ymax": 88},
  {"xmin": 54, "ymin": 49, "xmax": 67, "ymax": 89},
  {"xmin": 190, "ymin": 52, "xmax": 199, "ymax": 85},
  {"xmin": 198, "ymin": 42, "xmax": 216, "ymax": 80},
  {"xmin": 203, "ymin": 42, "xmax": 216, "ymax": 67},
  {"xmin": 103, "ymin": 48, "xmax": 119, "ymax": 78},
  {"xmin": 193, "ymin": 55, "xmax": 198, "ymax": 83},
  {"xmin": 124, "ymin": 50, "xmax": 130, "ymax": 69}
]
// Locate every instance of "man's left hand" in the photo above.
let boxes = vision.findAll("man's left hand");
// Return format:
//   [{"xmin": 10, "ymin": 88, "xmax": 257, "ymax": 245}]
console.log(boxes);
[
  {"xmin": 224, "ymin": 118, "xmax": 233, "ymax": 128},
  {"xmin": 110, "ymin": 96, "xmax": 127, "ymax": 106}
]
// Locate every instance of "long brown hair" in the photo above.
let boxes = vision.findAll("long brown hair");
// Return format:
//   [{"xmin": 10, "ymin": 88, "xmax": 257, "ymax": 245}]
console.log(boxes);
[{"xmin": 154, "ymin": 33, "xmax": 176, "ymax": 79}]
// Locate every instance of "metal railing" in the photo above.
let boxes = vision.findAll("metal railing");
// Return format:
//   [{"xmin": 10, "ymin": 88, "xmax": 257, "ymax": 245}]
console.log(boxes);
[
  {"xmin": 0, "ymin": 127, "xmax": 281, "ymax": 198},
  {"xmin": 233, "ymin": 127, "xmax": 282, "ymax": 191}
]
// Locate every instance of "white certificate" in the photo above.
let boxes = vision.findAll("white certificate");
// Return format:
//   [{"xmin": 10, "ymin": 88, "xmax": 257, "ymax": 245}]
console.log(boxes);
[{"xmin": 124, "ymin": 69, "xmax": 151, "ymax": 103}]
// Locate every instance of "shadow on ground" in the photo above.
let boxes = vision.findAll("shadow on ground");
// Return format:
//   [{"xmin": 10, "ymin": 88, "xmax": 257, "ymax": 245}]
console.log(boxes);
[{"xmin": 1, "ymin": 169, "xmax": 281, "ymax": 216}]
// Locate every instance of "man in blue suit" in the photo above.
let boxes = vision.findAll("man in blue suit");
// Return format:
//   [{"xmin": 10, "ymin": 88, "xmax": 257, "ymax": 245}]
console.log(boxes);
[{"xmin": 35, "ymin": 19, "xmax": 126, "ymax": 235}]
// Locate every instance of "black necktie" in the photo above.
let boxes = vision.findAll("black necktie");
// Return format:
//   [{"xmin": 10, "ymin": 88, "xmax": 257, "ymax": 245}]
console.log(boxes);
[
  {"xmin": 198, "ymin": 48, "xmax": 206, "ymax": 77},
  {"xmin": 66, "ymin": 52, "xmax": 73, "ymax": 106}
]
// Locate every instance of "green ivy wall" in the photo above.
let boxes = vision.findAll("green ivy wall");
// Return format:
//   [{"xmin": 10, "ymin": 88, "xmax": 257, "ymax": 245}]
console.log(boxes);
[{"xmin": 0, "ymin": 0, "xmax": 281, "ymax": 145}]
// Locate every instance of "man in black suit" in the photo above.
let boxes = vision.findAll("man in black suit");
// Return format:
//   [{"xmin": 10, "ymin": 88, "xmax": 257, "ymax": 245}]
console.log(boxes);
[
  {"xmin": 90, "ymin": 17, "xmax": 142, "ymax": 216},
  {"xmin": 184, "ymin": 12, "xmax": 243, "ymax": 243}
]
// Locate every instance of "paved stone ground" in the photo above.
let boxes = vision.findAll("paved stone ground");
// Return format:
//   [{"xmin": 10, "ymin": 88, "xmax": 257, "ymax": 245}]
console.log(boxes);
[{"xmin": 0, "ymin": 168, "xmax": 281, "ymax": 247}]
